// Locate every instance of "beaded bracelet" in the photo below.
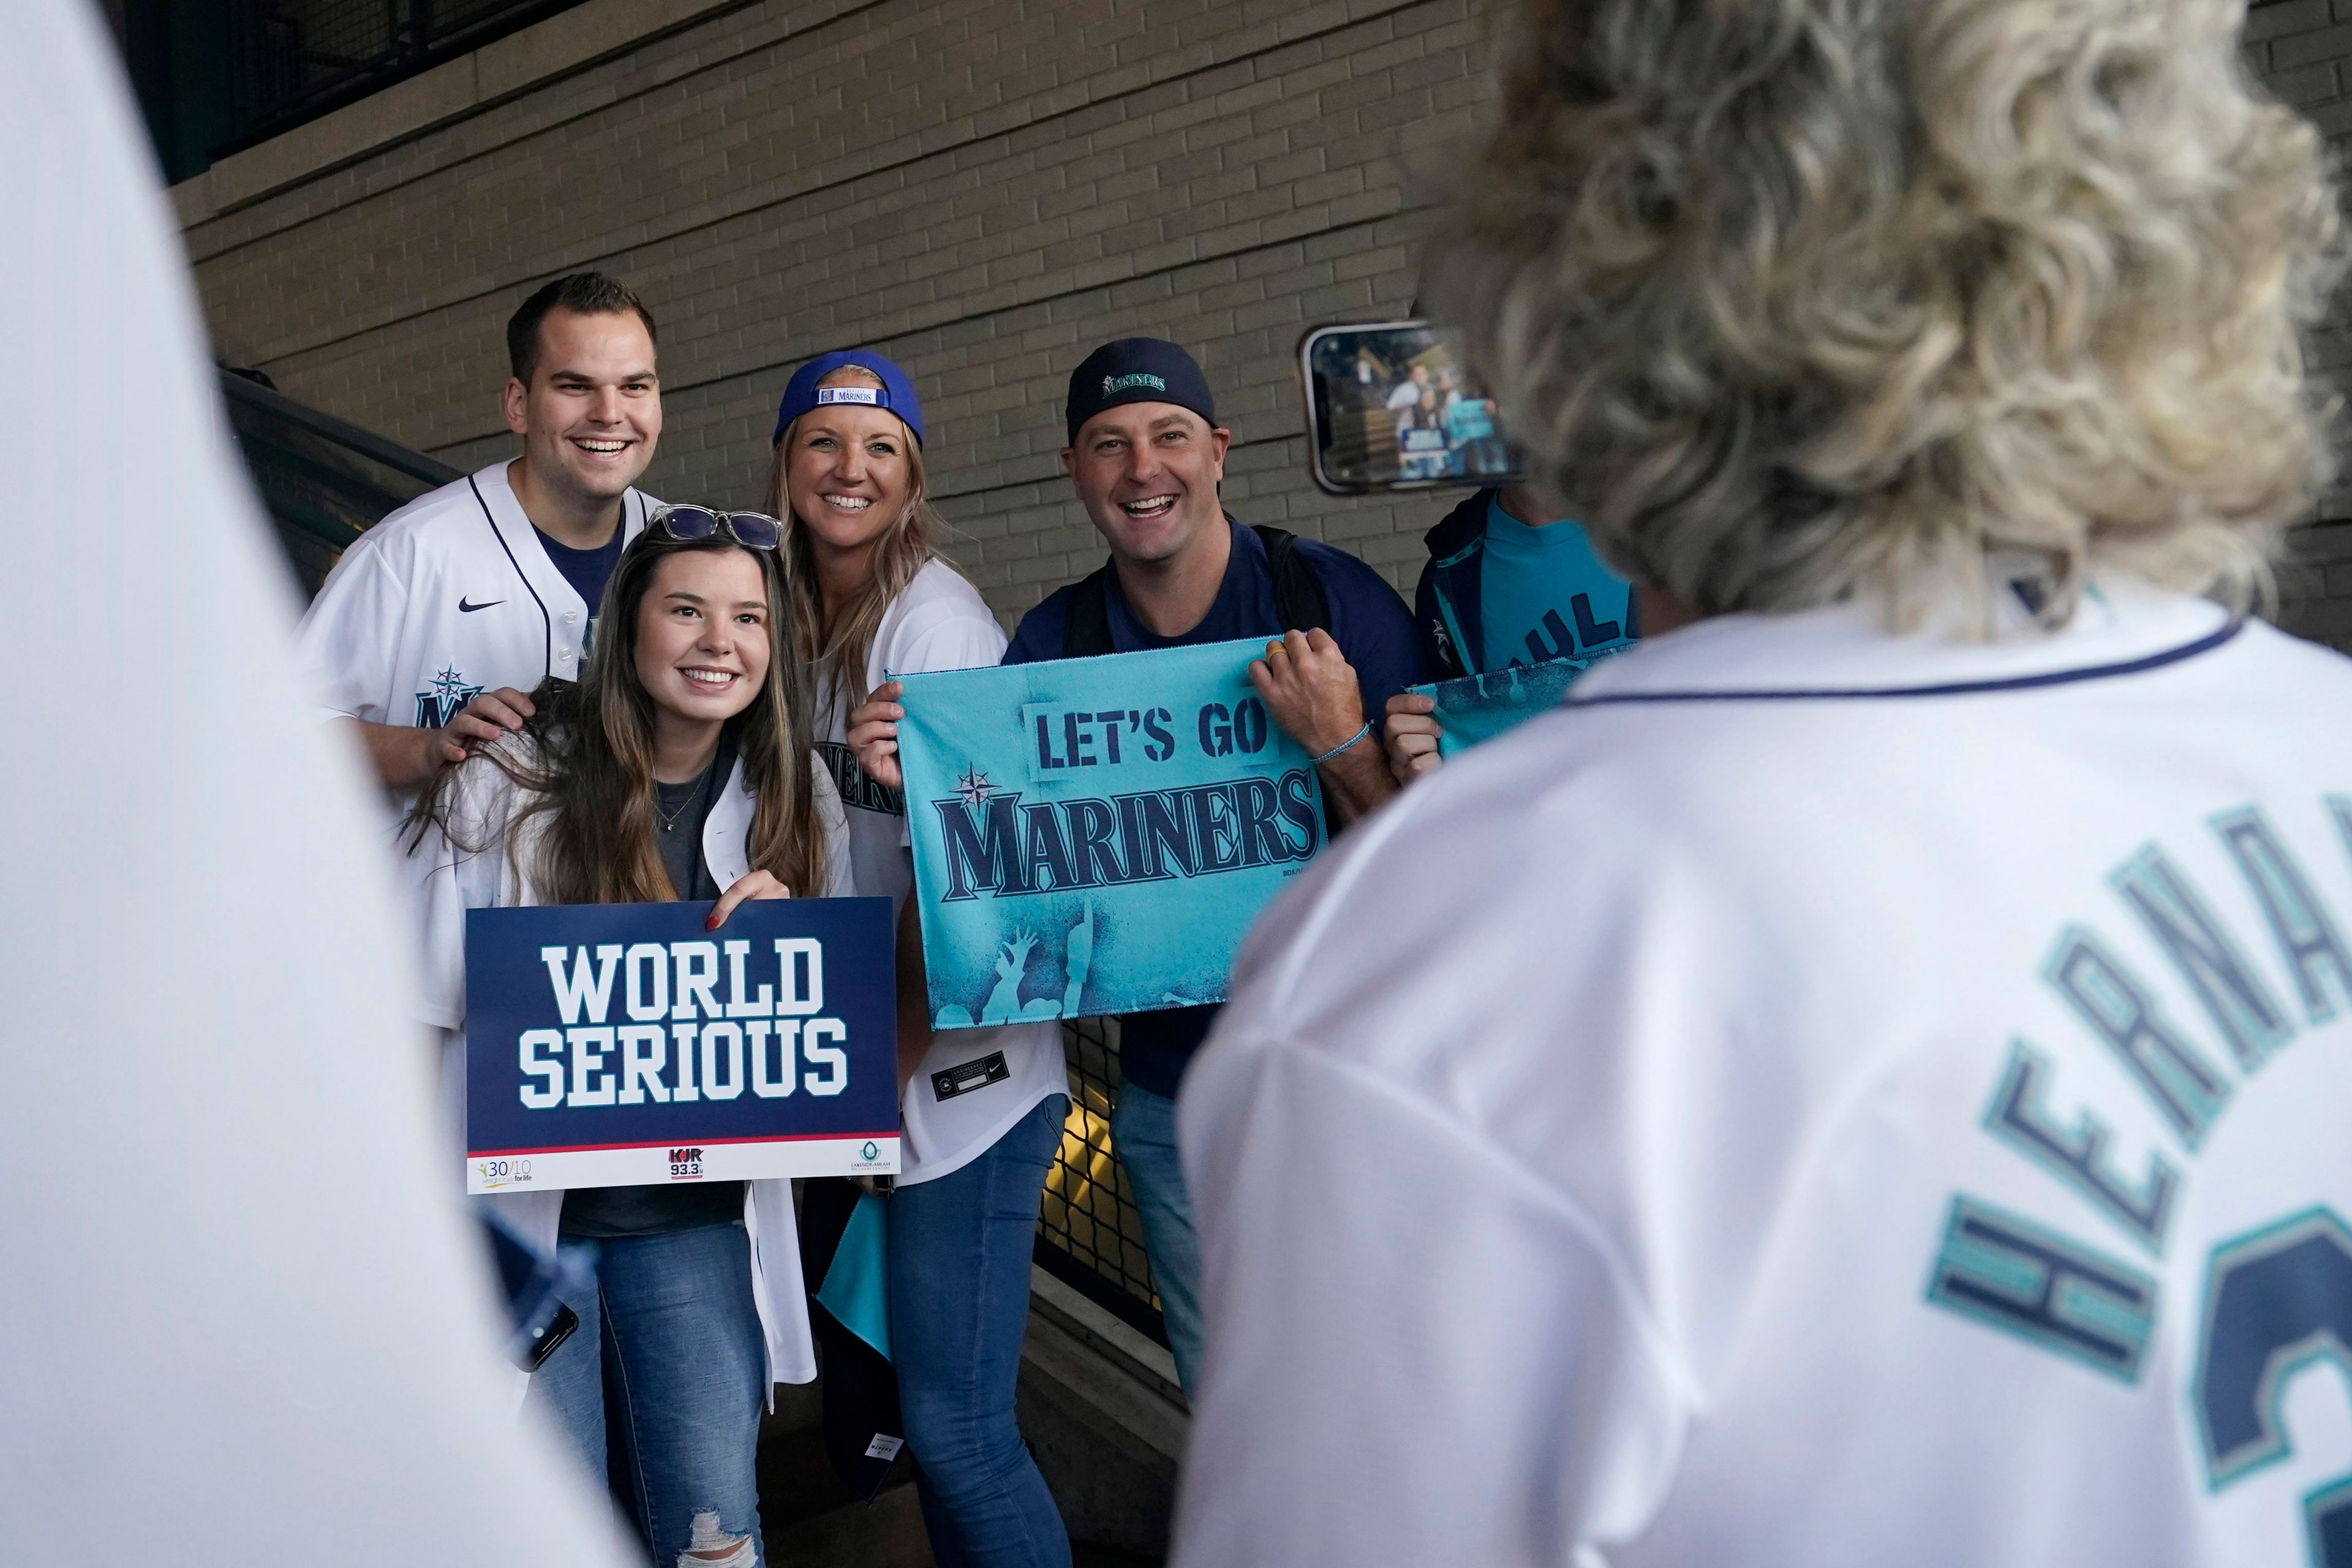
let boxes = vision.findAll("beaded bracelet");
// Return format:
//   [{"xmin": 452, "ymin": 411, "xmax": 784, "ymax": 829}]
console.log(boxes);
[{"xmin": 1310, "ymin": 720, "xmax": 1374, "ymax": 766}]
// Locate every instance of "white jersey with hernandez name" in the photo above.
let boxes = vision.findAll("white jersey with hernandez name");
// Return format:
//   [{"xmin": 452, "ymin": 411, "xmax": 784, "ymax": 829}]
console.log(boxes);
[
  {"xmin": 1174, "ymin": 578, "xmax": 2352, "ymax": 1568},
  {"xmin": 295, "ymin": 459, "xmax": 654, "ymax": 729},
  {"xmin": 816, "ymin": 559, "xmax": 1065, "ymax": 1186}
]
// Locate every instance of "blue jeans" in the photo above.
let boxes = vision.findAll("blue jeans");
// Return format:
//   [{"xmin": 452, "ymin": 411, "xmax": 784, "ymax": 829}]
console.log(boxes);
[
  {"xmin": 530, "ymin": 1221, "xmax": 767, "ymax": 1567},
  {"xmin": 889, "ymin": 1095, "xmax": 1072, "ymax": 1568},
  {"xmin": 1109, "ymin": 1082, "xmax": 1203, "ymax": 1397}
]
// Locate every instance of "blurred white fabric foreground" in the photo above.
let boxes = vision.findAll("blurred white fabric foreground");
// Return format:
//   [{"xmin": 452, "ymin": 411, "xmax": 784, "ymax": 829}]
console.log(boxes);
[{"xmin": 0, "ymin": 9, "xmax": 625, "ymax": 1562}]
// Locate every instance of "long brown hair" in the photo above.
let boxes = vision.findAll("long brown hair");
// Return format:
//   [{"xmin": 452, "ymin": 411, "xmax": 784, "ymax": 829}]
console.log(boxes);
[
  {"xmin": 764, "ymin": 363, "xmax": 947, "ymax": 716},
  {"xmin": 409, "ymin": 528, "xmax": 827, "ymax": 903}
]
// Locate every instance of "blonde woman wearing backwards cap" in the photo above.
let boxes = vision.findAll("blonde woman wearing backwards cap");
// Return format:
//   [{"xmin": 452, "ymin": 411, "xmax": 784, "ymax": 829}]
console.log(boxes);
[{"xmin": 766, "ymin": 352, "xmax": 1072, "ymax": 1567}]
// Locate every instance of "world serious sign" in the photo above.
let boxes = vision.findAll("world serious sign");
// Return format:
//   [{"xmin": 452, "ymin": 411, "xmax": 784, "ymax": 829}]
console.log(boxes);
[
  {"xmin": 894, "ymin": 638, "xmax": 1326, "ymax": 1027},
  {"xmin": 462, "ymin": 897, "xmax": 899, "ymax": 1193}
]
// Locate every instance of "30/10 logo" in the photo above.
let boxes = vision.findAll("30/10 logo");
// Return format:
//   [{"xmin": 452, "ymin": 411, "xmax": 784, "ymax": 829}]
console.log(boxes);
[{"xmin": 475, "ymin": 1157, "xmax": 534, "ymax": 1188}]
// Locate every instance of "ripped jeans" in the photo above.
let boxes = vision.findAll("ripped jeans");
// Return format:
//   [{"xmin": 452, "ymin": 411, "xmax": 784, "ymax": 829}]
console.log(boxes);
[{"xmin": 529, "ymin": 1221, "xmax": 767, "ymax": 1568}]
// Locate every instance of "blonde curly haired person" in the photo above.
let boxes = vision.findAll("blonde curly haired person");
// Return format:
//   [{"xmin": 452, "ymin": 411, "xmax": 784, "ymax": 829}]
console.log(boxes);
[
  {"xmin": 1442, "ymin": 0, "xmax": 2340, "ymax": 627},
  {"xmin": 1170, "ymin": 4, "xmax": 2352, "ymax": 1566}
]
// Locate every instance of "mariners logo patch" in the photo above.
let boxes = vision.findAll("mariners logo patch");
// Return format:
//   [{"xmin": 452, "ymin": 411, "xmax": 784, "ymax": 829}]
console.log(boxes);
[
  {"xmin": 1101, "ymin": 372, "xmax": 1167, "ymax": 396},
  {"xmin": 416, "ymin": 665, "xmax": 484, "ymax": 727}
]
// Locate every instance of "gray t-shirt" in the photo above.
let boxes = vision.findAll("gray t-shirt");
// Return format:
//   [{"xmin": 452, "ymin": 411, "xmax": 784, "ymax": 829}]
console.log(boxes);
[
  {"xmin": 560, "ymin": 733, "xmax": 745, "ymax": 1240},
  {"xmin": 652, "ymin": 750, "xmax": 726, "ymax": 903}
]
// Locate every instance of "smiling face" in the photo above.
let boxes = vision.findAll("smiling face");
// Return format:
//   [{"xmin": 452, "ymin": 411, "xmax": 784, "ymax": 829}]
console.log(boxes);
[
  {"xmin": 503, "ymin": 307, "xmax": 662, "ymax": 505},
  {"xmin": 1061, "ymin": 401, "xmax": 1231, "ymax": 567},
  {"xmin": 631, "ymin": 548, "xmax": 772, "ymax": 739},
  {"xmin": 782, "ymin": 401, "xmax": 915, "ymax": 560}
]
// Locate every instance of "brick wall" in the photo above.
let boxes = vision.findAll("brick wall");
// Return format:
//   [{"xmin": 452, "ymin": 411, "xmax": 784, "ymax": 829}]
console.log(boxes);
[
  {"xmin": 176, "ymin": 0, "xmax": 2352, "ymax": 639},
  {"xmin": 2247, "ymin": 0, "xmax": 2352, "ymax": 647},
  {"xmin": 177, "ymin": 0, "xmax": 1493, "ymax": 622}
]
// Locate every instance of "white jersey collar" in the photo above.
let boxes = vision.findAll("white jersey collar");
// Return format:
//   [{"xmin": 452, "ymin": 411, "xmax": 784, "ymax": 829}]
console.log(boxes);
[
  {"xmin": 470, "ymin": 459, "xmax": 651, "ymax": 618},
  {"xmin": 1570, "ymin": 573, "xmax": 2238, "ymax": 706}
]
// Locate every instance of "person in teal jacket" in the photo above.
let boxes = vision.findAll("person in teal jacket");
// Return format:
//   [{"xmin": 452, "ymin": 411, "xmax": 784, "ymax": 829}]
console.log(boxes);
[{"xmin": 1382, "ymin": 484, "xmax": 1639, "ymax": 781}]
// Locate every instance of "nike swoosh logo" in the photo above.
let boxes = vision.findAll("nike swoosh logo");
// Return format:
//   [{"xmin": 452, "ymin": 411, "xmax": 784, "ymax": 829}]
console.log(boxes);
[{"xmin": 458, "ymin": 597, "xmax": 505, "ymax": 613}]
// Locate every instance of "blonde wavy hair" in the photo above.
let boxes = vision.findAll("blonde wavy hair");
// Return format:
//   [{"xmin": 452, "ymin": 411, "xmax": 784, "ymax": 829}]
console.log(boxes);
[
  {"xmin": 1431, "ymin": 0, "xmax": 2343, "ymax": 628},
  {"xmin": 765, "ymin": 363, "xmax": 946, "ymax": 713}
]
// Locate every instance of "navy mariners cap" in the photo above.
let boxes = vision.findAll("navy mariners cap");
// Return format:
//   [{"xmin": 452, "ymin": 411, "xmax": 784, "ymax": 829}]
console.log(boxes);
[
  {"xmin": 772, "ymin": 349, "xmax": 925, "ymax": 447},
  {"xmin": 1065, "ymin": 337, "xmax": 1218, "ymax": 445}
]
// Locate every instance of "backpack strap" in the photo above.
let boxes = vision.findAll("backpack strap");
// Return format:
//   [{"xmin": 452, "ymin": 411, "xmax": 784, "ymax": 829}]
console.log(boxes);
[
  {"xmin": 1059, "ymin": 564, "xmax": 1118, "ymax": 658},
  {"xmin": 1253, "ymin": 524, "xmax": 1330, "ymax": 635},
  {"xmin": 1063, "ymin": 523, "xmax": 1329, "ymax": 657}
]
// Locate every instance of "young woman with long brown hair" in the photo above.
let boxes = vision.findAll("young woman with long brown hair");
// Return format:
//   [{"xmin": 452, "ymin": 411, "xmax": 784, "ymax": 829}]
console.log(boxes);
[
  {"xmin": 767, "ymin": 350, "xmax": 1072, "ymax": 1567},
  {"xmin": 402, "ymin": 511, "xmax": 849, "ymax": 1568}
]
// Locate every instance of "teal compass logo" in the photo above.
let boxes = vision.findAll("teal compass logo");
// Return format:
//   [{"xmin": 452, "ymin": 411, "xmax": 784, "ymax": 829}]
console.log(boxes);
[{"xmin": 415, "ymin": 665, "xmax": 483, "ymax": 727}]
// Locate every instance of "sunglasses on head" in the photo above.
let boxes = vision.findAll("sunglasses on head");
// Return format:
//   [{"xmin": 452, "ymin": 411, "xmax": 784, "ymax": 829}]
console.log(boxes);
[{"xmin": 647, "ymin": 504, "xmax": 782, "ymax": 552}]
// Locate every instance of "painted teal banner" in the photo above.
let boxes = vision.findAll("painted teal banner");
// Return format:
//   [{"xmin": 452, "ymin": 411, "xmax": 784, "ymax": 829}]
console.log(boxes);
[
  {"xmin": 1409, "ymin": 650, "xmax": 1627, "ymax": 756},
  {"xmin": 895, "ymin": 639, "xmax": 1325, "ymax": 1027}
]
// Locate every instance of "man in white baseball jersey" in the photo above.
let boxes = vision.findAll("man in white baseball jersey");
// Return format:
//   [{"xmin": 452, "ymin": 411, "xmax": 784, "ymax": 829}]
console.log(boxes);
[
  {"xmin": 1173, "ymin": 1, "xmax": 2352, "ymax": 1564},
  {"xmin": 297, "ymin": 271, "xmax": 663, "ymax": 788}
]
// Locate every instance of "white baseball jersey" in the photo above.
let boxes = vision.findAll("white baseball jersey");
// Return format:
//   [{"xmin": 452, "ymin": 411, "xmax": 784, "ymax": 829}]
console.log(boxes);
[
  {"xmin": 1175, "ymin": 578, "xmax": 2352, "ymax": 1567},
  {"xmin": 3, "ymin": 5, "xmax": 628, "ymax": 1561},
  {"xmin": 817, "ymin": 559, "xmax": 1065, "ymax": 1184},
  {"xmin": 296, "ymin": 459, "xmax": 655, "ymax": 728}
]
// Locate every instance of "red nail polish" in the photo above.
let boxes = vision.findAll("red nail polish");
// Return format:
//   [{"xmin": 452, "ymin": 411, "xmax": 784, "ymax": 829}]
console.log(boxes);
[{"xmin": 705, "ymin": 911, "xmax": 720, "ymax": 930}]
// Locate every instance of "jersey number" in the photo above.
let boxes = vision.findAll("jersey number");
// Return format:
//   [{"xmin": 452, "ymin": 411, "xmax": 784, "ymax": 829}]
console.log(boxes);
[{"xmin": 2195, "ymin": 1207, "xmax": 2352, "ymax": 1567}]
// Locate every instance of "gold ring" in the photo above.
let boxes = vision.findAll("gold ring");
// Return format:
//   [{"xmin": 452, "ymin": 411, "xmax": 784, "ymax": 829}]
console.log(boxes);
[{"xmin": 1265, "ymin": 639, "xmax": 1287, "ymax": 658}]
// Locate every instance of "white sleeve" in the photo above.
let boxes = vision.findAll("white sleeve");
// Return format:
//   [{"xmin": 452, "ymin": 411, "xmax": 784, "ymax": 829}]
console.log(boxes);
[
  {"xmin": 394, "ymin": 763, "xmax": 513, "ymax": 1031},
  {"xmin": 891, "ymin": 611, "xmax": 1008, "ymax": 678},
  {"xmin": 1172, "ymin": 1038, "xmax": 1690, "ymax": 1567},
  {"xmin": 1, "ymin": 8, "xmax": 628, "ymax": 1558},
  {"xmin": 811, "ymin": 753, "xmax": 855, "ymax": 899},
  {"xmin": 294, "ymin": 534, "xmax": 410, "ymax": 725}
]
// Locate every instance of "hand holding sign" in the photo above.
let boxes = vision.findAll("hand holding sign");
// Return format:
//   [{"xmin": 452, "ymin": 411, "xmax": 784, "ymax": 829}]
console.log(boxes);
[
  {"xmin": 1400, "ymin": 650, "xmax": 1628, "ymax": 760},
  {"xmin": 1247, "ymin": 628, "xmax": 1365, "ymax": 756},
  {"xmin": 1383, "ymin": 691, "xmax": 1442, "ymax": 783},
  {"xmin": 846, "ymin": 680, "xmax": 907, "ymax": 793},
  {"xmin": 1250, "ymin": 627, "xmax": 1392, "ymax": 821},
  {"xmin": 706, "ymin": 867, "xmax": 792, "ymax": 931}
]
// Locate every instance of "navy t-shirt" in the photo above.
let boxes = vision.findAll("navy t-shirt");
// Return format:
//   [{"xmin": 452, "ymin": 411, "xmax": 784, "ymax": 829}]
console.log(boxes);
[
  {"xmin": 535, "ymin": 526, "xmax": 625, "ymax": 647},
  {"xmin": 1003, "ymin": 519, "xmax": 1424, "ymax": 1096}
]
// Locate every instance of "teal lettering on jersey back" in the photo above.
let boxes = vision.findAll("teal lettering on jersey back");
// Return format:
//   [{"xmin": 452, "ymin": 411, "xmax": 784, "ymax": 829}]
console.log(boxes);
[
  {"xmin": 2111, "ymin": 843, "xmax": 2293, "ymax": 1071},
  {"xmin": 2215, "ymin": 807, "xmax": 2352, "ymax": 1025},
  {"xmin": 895, "ymin": 639, "xmax": 1325, "ymax": 1028},
  {"xmin": 2043, "ymin": 925, "xmax": 2233, "ymax": 1149},
  {"xmin": 1925, "ymin": 1193, "xmax": 2157, "ymax": 1383},
  {"xmin": 2191, "ymin": 1207, "xmax": 2352, "ymax": 1566},
  {"xmin": 1981, "ymin": 1039, "xmax": 2179, "ymax": 1256}
]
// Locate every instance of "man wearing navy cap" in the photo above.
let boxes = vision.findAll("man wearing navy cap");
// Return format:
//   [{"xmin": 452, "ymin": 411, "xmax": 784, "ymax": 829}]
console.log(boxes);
[{"xmin": 1009, "ymin": 336, "xmax": 1424, "ymax": 1392}]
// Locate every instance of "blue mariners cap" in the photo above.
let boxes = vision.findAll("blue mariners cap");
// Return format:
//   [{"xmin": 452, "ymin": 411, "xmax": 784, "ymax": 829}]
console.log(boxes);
[
  {"xmin": 772, "ymin": 349, "xmax": 925, "ymax": 447},
  {"xmin": 1065, "ymin": 337, "xmax": 1217, "ymax": 445}
]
